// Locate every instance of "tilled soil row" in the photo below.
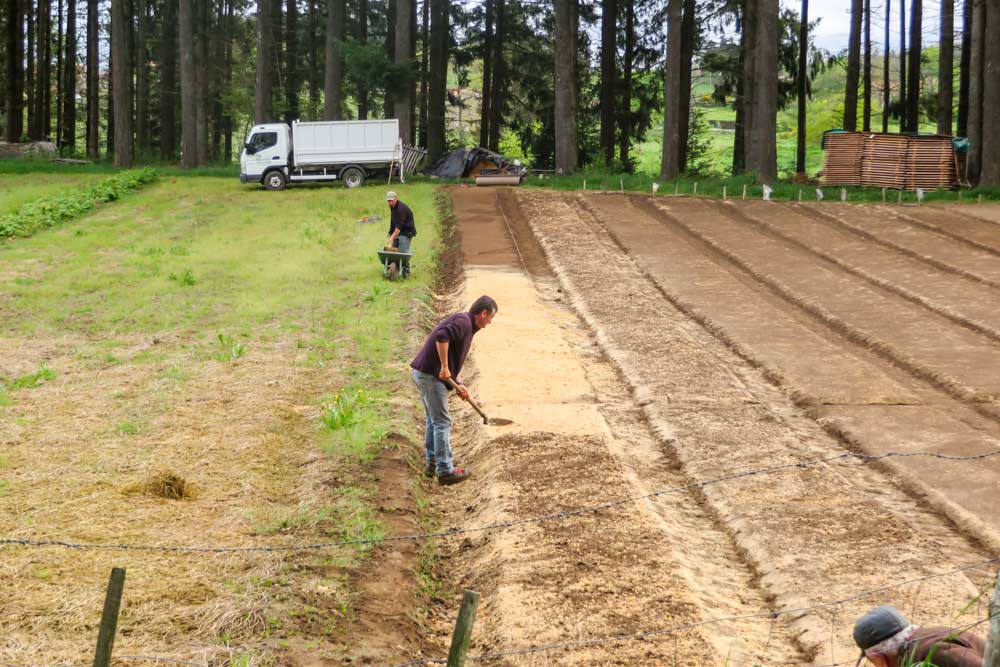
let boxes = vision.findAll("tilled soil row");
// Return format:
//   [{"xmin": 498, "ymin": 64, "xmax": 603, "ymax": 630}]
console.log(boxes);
[{"xmin": 513, "ymin": 189, "xmax": 993, "ymax": 665}]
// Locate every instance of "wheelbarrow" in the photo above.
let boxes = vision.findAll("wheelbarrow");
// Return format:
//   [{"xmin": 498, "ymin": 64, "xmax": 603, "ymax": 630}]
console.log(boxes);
[{"xmin": 377, "ymin": 247, "xmax": 414, "ymax": 280}]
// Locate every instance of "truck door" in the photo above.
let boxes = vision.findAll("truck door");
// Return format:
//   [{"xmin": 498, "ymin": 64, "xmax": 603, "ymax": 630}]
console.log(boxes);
[{"xmin": 246, "ymin": 130, "xmax": 282, "ymax": 176}]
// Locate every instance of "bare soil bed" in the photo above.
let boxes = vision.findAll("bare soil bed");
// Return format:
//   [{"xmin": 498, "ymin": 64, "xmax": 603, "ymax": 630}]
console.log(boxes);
[{"xmin": 416, "ymin": 189, "xmax": 1000, "ymax": 666}]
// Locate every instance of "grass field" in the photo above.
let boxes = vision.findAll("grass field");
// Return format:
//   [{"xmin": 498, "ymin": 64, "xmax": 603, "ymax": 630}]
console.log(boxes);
[
  {"xmin": 0, "ymin": 174, "xmax": 442, "ymax": 665},
  {"xmin": 0, "ymin": 172, "xmax": 110, "ymax": 216}
]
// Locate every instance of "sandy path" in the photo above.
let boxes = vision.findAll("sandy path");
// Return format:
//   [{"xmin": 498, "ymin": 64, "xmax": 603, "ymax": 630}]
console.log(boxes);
[{"xmin": 507, "ymin": 189, "xmax": 994, "ymax": 665}]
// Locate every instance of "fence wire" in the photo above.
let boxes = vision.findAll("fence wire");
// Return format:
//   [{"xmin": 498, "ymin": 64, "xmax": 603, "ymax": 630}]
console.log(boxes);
[
  {"xmin": 2, "ymin": 448, "xmax": 998, "ymax": 555},
  {"xmin": 391, "ymin": 558, "xmax": 1000, "ymax": 666}
]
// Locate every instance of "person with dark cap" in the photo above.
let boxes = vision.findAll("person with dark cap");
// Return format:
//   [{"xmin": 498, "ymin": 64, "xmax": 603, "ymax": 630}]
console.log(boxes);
[
  {"xmin": 385, "ymin": 191, "xmax": 416, "ymax": 278},
  {"xmin": 411, "ymin": 295, "xmax": 498, "ymax": 486},
  {"xmin": 853, "ymin": 605, "xmax": 985, "ymax": 667}
]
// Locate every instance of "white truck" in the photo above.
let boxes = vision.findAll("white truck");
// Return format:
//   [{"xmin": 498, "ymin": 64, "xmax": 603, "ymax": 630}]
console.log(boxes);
[{"xmin": 239, "ymin": 118, "xmax": 425, "ymax": 190}]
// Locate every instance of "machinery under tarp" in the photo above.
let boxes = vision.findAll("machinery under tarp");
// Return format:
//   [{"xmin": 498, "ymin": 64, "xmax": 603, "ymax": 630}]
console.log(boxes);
[{"xmin": 424, "ymin": 147, "xmax": 528, "ymax": 180}]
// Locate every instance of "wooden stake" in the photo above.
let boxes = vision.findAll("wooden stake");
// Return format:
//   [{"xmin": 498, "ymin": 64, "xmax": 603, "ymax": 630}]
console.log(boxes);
[
  {"xmin": 447, "ymin": 589, "xmax": 481, "ymax": 667},
  {"xmin": 583, "ymin": 179, "xmax": 586, "ymax": 191},
  {"xmin": 983, "ymin": 572, "xmax": 1000, "ymax": 667},
  {"xmin": 93, "ymin": 568, "xmax": 127, "ymax": 667},
  {"xmin": 620, "ymin": 178, "xmax": 624, "ymax": 194},
  {"xmin": 798, "ymin": 189, "xmax": 802, "ymax": 202},
  {"xmin": 898, "ymin": 190, "xmax": 903, "ymax": 205},
  {"xmin": 723, "ymin": 185, "xmax": 727, "ymax": 200},
  {"xmin": 882, "ymin": 188, "xmax": 886, "ymax": 203},
  {"xmin": 742, "ymin": 184, "xmax": 747, "ymax": 200},
  {"xmin": 693, "ymin": 182, "xmax": 698, "ymax": 195},
  {"xmin": 674, "ymin": 181, "xmax": 679, "ymax": 195}
]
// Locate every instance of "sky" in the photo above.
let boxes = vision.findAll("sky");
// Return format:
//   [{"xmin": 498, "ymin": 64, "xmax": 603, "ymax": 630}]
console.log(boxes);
[{"xmin": 794, "ymin": 0, "xmax": 952, "ymax": 54}]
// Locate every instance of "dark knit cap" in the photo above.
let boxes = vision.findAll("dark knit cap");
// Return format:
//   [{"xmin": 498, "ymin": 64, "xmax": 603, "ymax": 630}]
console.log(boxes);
[{"xmin": 853, "ymin": 606, "xmax": 909, "ymax": 650}]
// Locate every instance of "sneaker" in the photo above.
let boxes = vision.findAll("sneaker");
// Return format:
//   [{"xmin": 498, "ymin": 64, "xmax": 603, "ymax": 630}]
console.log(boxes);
[
  {"xmin": 424, "ymin": 461, "xmax": 436, "ymax": 478},
  {"xmin": 437, "ymin": 467, "xmax": 471, "ymax": 486}
]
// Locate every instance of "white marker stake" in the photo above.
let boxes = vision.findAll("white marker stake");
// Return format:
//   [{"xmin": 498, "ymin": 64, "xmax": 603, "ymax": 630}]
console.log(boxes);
[
  {"xmin": 652, "ymin": 182, "xmax": 660, "ymax": 194},
  {"xmin": 840, "ymin": 188, "xmax": 847, "ymax": 202},
  {"xmin": 675, "ymin": 182, "xmax": 679, "ymax": 195},
  {"xmin": 583, "ymin": 179, "xmax": 586, "ymax": 191},
  {"xmin": 882, "ymin": 188, "xmax": 886, "ymax": 203},
  {"xmin": 816, "ymin": 189, "xmax": 824, "ymax": 202},
  {"xmin": 763, "ymin": 184, "xmax": 773, "ymax": 201},
  {"xmin": 898, "ymin": 190, "xmax": 902, "ymax": 205},
  {"xmin": 916, "ymin": 188, "xmax": 925, "ymax": 204},
  {"xmin": 694, "ymin": 182, "xmax": 699, "ymax": 195},
  {"xmin": 798, "ymin": 189, "xmax": 802, "ymax": 202},
  {"xmin": 742, "ymin": 184, "xmax": 747, "ymax": 200},
  {"xmin": 723, "ymin": 186, "xmax": 727, "ymax": 200},
  {"xmin": 620, "ymin": 178, "xmax": 624, "ymax": 194}
]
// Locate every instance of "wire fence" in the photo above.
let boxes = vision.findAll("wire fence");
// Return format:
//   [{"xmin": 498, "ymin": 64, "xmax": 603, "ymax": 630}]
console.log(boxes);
[
  {"xmin": 391, "ymin": 558, "xmax": 1000, "ymax": 666},
  {"xmin": 3, "ymin": 447, "xmax": 997, "ymax": 555}
]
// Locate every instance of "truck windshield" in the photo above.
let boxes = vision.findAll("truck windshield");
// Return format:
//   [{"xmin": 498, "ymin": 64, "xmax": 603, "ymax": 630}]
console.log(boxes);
[{"xmin": 247, "ymin": 132, "xmax": 278, "ymax": 152}]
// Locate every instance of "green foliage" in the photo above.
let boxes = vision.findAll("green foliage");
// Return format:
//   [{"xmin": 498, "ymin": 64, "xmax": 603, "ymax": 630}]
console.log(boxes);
[
  {"xmin": 4, "ymin": 366, "xmax": 57, "ymax": 390},
  {"xmin": 0, "ymin": 168, "xmax": 158, "ymax": 240},
  {"xmin": 168, "ymin": 268, "xmax": 197, "ymax": 286},
  {"xmin": 321, "ymin": 388, "xmax": 373, "ymax": 431},
  {"xmin": 214, "ymin": 333, "xmax": 247, "ymax": 362}
]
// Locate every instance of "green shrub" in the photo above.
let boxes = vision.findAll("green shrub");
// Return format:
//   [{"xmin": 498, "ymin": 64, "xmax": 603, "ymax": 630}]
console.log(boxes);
[{"xmin": 0, "ymin": 168, "xmax": 158, "ymax": 239}]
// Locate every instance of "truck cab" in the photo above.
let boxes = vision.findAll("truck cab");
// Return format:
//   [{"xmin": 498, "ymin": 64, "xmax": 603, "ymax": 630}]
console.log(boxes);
[{"xmin": 240, "ymin": 124, "xmax": 291, "ymax": 190}]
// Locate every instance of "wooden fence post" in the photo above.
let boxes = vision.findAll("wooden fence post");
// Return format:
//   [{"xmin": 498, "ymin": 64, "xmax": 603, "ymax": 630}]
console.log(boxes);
[
  {"xmin": 447, "ymin": 589, "xmax": 481, "ymax": 667},
  {"xmin": 93, "ymin": 567, "xmax": 127, "ymax": 667},
  {"xmin": 984, "ymin": 572, "xmax": 1000, "ymax": 667}
]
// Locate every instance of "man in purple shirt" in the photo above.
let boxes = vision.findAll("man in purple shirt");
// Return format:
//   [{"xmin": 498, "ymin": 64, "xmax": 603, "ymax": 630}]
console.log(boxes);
[{"xmin": 411, "ymin": 295, "xmax": 498, "ymax": 485}]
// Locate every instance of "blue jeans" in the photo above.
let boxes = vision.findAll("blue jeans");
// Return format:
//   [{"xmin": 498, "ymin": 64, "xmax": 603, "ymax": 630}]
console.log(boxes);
[
  {"xmin": 394, "ymin": 235, "xmax": 412, "ymax": 277},
  {"xmin": 412, "ymin": 369, "xmax": 453, "ymax": 475}
]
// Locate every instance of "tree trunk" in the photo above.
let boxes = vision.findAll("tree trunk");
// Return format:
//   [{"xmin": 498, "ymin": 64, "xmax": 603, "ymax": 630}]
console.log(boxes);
[
  {"xmin": 899, "ymin": 0, "xmax": 906, "ymax": 123},
  {"xmin": 796, "ymin": 0, "xmax": 808, "ymax": 175},
  {"xmin": 905, "ymin": 0, "xmax": 921, "ymax": 131},
  {"xmin": 26, "ymin": 0, "xmax": 35, "ymax": 139},
  {"xmin": 487, "ymin": 0, "xmax": 503, "ymax": 151},
  {"xmin": 862, "ymin": 0, "xmax": 871, "ymax": 130},
  {"xmin": 957, "ymin": 0, "xmax": 970, "ymax": 136},
  {"xmin": 418, "ymin": 0, "xmax": 428, "ymax": 146},
  {"xmin": 4, "ymin": 0, "xmax": 24, "ymax": 141},
  {"xmin": 284, "ymin": 0, "xmax": 299, "ymax": 122},
  {"xmin": 223, "ymin": 0, "xmax": 234, "ymax": 160},
  {"xmin": 255, "ymin": 0, "xmax": 274, "ymax": 121},
  {"xmin": 660, "ymin": 0, "xmax": 682, "ymax": 179},
  {"xmin": 306, "ymin": 0, "xmax": 318, "ymax": 116},
  {"xmin": 86, "ymin": 0, "xmax": 98, "ymax": 156},
  {"xmin": 618, "ymin": 0, "xmax": 633, "ymax": 170},
  {"xmin": 599, "ymin": 0, "xmax": 616, "ymax": 166},
  {"xmin": 179, "ymin": 0, "xmax": 196, "ymax": 166},
  {"xmin": 62, "ymin": 0, "xmax": 76, "ymax": 150},
  {"xmin": 158, "ymin": 0, "xmax": 177, "ymax": 159},
  {"xmin": 748, "ymin": 0, "xmax": 777, "ymax": 181},
  {"xmin": 134, "ymin": 0, "xmax": 147, "ymax": 153},
  {"xmin": 55, "ymin": 0, "xmax": 63, "ymax": 145},
  {"xmin": 393, "ymin": 0, "xmax": 412, "ymax": 140},
  {"xmin": 35, "ymin": 0, "xmax": 51, "ymax": 140},
  {"xmin": 478, "ymin": 0, "xmax": 492, "ymax": 147},
  {"xmin": 106, "ymin": 23, "xmax": 112, "ymax": 156},
  {"xmin": 426, "ymin": 0, "xmax": 447, "ymax": 158},
  {"xmin": 322, "ymin": 0, "xmax": 344, "ymax": 118},
  {"xmin": 195, "ymin": 0, "xmax": 208, "ymax": 164},
  {"xmin": 739, "ymin": 0, "xmax": 756, "ymax": 174},
  {"xmin": 937, "ymin": 0, "xmax": 953, "ymax": 134},
  {"xmin": 967, "ymin": 0, "xmax": 984, "ymax": 180},
  {"xmin": 111, "ymin": 0, "xmax": 132, "ymax": 166},
  {"xmin": 882, "ymin": 0, "xmax": 890, "ymax": 132},
  {"xmin": 357, "ymin": 0, "xmax": 368, "ymax": 118},
  {"xmin": 979, "ymin": 0, "xmax": 999, "ymax": 185},
  {"xmin": 408, "ymin": 0, "xmax": 415, "ymax": 138},
  {"xmin": 844, "ymin": 0, "xmax": 862, "ymax": 130},
  {"xmin": 384, "ymin": 0, "xmax": 394, "ymax": 118},
  {"xmin": 554, "ymin": 0, "xmax": 577, "ymax": 174},
  {"xmin": 678, "ymin": 0, "xmax": 694, "ymax": 170}
]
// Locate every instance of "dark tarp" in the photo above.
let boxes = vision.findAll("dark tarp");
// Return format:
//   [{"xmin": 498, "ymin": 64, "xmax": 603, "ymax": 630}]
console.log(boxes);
[{"xmin": 423, "ymin": 147, "xmax": 528, "ymax": 178}]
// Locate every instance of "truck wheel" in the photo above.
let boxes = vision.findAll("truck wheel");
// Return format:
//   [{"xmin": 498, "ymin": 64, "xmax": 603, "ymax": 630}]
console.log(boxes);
[
  {"xmin": 264, "ymin": 171, "xmax": 286, "ymax": 191},
  {"xmin": 342, "ymin": 167, "xmax": 365, "ymax": 189}
]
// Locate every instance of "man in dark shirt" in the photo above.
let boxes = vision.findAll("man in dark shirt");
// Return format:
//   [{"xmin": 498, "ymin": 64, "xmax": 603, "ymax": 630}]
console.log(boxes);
[
  {"xmin": 386, "ymin": 191, "xmax": 416, "ymax": 278},
  {"xmin": 853, "ymin": 605, "xmax": 985, "ymax": 667},
  {"xmin": 411, "ymin": 295, "xmax": 498, "ymax": 485}
]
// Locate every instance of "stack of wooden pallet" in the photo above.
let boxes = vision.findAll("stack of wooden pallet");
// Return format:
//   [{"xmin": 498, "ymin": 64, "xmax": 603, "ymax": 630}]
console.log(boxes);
[{"xmin": 822, "ymin": 131, "xmax": 959, "ymax": 190}]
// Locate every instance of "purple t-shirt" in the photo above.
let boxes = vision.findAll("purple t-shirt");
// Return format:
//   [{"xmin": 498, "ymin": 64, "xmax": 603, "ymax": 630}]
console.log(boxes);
[{"xmin": 411, "ymin": 311, "xmax": 480, "ymax": 387}]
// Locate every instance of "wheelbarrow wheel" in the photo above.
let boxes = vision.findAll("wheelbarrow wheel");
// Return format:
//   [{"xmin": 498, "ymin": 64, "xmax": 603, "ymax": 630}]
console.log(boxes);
[{"xmin": 387, "ymin": 262, "xmax": 398, "ymax": 280}]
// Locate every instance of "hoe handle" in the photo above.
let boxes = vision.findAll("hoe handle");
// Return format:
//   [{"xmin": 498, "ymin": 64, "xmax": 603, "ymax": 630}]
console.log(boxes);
[{"xmin": 444, "ymin": 378, "xmax": 489, "ymax": 424}]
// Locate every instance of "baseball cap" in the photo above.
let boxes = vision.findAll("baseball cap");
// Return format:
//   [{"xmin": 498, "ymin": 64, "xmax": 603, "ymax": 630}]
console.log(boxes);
[
  {"xmin": 853, "ymin": 606, "xmax": 909, "ymax": 651},
  {"xmin": 386, "ymin": 191, "xmax": 397, "ymax": 201}
]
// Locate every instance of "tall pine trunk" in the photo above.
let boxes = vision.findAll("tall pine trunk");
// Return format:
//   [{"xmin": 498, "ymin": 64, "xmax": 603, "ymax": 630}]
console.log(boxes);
[
  {"xmin": 86, "ymin": 0, "xmax": 98, "ymax": 156},
  {"xmin": 4, "ymin": 0, "xmax": 24, "ymax": 141},
  {"xmin": 426, "ymin": 0, "xmax": 447, "ymax": 158},
  {"xmin": 844, "ymin": 0, "xmax": 862, "ymax": 130},
  {"xmin": 937, "ymin": 0, "xmax": 953, "ymax": 134},
  {"xmin": 882, "ymin": 0, "xmax": 890, "ymax": 132},
  {"xmin": 966, "ymin": 0, "xmax": 983, "ymax": 180},
  {"xmin": 26, "ymin": 0, "xmax": 35, "ymax": 139},
  {"xmin": 134, "ymin": 0, "xmax": 147, "ymax": 153},
  {"xmin": 618, "ymin": 0, "xmax": 633, "ymax": 170},
  {"xmin": 306, "ymin": 0, "xmax": 319, "ymax": 116},
  {"xmin": 56, "ymin": 0, "xmax": 63, "ymax": 145},
  {"xmin": 284, "ymin": 0, "xmax": 299, "ymax": 123},
  {"xmin": 159, "ymin": 0, "xmax": 177, "ymax": 159},
  {"xmin": 554, "ymin": 0, "xmax": 577, "ymax": 173},
  {"xmin": 393, "ymin": 0, "xmax": 412, "ymax": 141},
  {"xmin": 487, "ymin": 0, "xmax": 503, "ymax": 150},
  {"xmin": 384, "ymin": 0, "xmax": 394, "ymax": 118},
  {"xmin": 35, "ymin": 0, "xmax": 51, "ymax": 140},
  {"xmin": 356, "ymin": 0, "xmax": 368, "ymax": 118},
  {"xmin": 418, "ymin": 0, "xmax": 428, "ymax": 146},
  {"xmin": 905, "ymin": 0, "xmax": 921, "ymax": 131},
  {"xmin": 740, "ymin": 0, "xmax": 757, "ymax": 174},
  {"xmin": 660, "ymin": 0, "xmax": 682, "ymax": 178},
  {"xmin": 979, "ymin": 0, "xmax": 999, "ymax": 185},
  {"xmin": 323, "ymin": 0, "xmax": 344, "ymax": 118},
  {"xmin": 599, "ymin": 0, "xmax": 616, "ymax": 166},
  {"xmin": 862, "ymin": 0, "xmax": 871, "ymax": 130},
  {"xmin": 111, "ymin": 0, "xmax": 132, "ymax": 166},
  {"xmin": 795, "ymin": 0, "xmax": 808, "ymax": 175},
  {"xmin": 677, "ymin": 0, "xmax": 694, "ymax": 170},
  {"xmin": 957, "ymin": 0, "xmax": 970, "ymax": 136},
  {"xmin": 478, "ymin": 0, "xmax": 493, "ymax": 147},
  {"xmin": 194, "ymin": 0, "xmax": 208, "ymax": 164},
  {"xmin": 748, "ymin": 0, "xmax": 777, "ymax": 181},
  {"xmin": 899, "ymin": 0, "xmax": 906, "ymax": 123},
  {"xmin": 255, "ymin": 0, "xmax": 274, "ymax": 122},
  {"xmin": 179, "ymin": 0, "xmax": 196, "ymax": 166},
  {"xmin": 62, "ymin": 0, "xmax": 77, "ymax": 150}
]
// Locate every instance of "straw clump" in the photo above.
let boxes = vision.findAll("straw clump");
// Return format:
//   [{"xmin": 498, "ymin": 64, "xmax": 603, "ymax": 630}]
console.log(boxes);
[{"xmin": 127, "ymin": 470, "xmax": 197, "ymax": 500}]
